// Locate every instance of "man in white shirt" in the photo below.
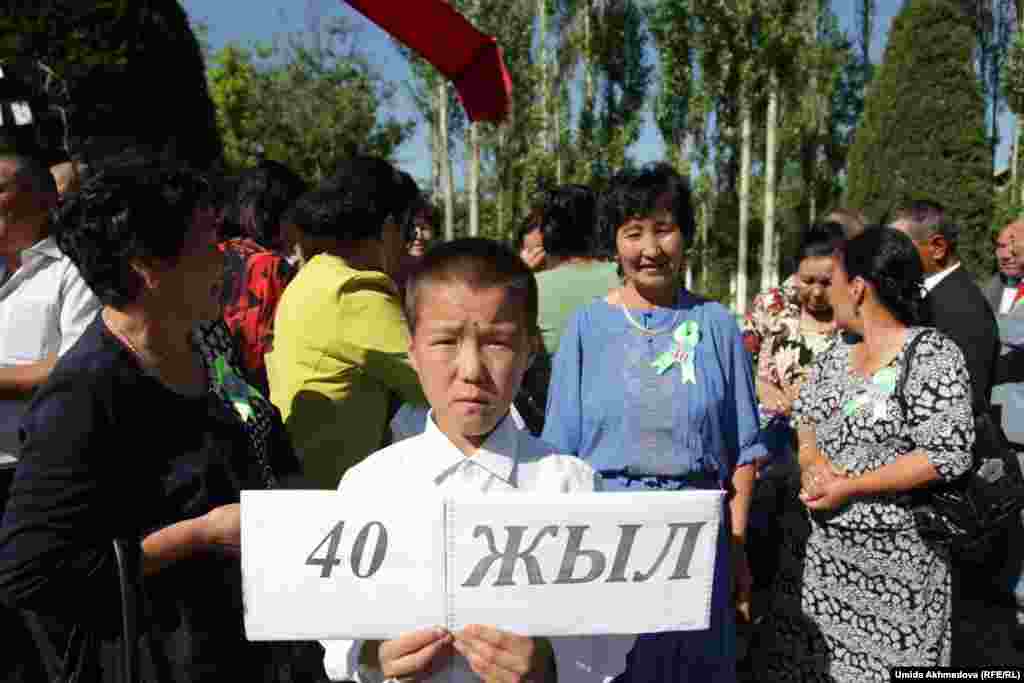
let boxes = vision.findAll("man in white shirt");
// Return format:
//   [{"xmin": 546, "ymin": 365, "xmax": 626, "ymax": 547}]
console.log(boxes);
[
  {"xmin": 323, "ymin": 238, "xmax": 632, "ymax": 683},
  {"xmin": 0, "ymin": 152, "xmax": 100, "ymax": 459}
]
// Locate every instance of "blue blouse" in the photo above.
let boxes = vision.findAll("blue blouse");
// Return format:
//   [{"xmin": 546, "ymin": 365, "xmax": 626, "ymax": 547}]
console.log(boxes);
[
  {"xmin": 542, "ymin": 291, "xmax": 765, "ymax": 487},
  {"xmin": 542, "ymin": 292, "xmax": 764, "ymax": 678}
]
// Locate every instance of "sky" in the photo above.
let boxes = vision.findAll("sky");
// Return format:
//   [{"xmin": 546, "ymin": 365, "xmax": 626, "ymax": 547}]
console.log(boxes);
[{"xmin": 181, "ymin": 0, "xmax": 1008, "ymax": 186}]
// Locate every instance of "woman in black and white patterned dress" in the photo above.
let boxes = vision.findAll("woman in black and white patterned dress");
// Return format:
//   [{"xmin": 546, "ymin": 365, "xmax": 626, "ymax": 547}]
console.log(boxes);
[{"xmin": 755, "ymin": 227, "xmax": 975, "ymax": 681}]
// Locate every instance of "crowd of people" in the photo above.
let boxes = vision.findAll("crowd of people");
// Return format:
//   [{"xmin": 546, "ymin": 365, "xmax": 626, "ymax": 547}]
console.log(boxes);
[{"xmin": 0, "ymin": 138, "xmax": 1021, "ymax": 683}]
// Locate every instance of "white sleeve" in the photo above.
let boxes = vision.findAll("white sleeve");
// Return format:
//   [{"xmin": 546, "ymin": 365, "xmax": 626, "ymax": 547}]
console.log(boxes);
[
  {"xmin": 321, "ymin": 639, "xmax": 387, "ymax": 683},
  {"xmin": 57, "ymin": 262, "xmax": 100, "ymax": 356}
]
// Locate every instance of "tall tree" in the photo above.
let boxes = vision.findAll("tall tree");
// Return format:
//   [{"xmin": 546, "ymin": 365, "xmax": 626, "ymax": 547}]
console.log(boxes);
[
  {"xmin": 206, "ymin": 15, "xmax": 414, "ymax": 182},
  {"xmin": 971, "ymin": 0, "xmax": 1016, "ymax": 170},
  {"xmin": 847, "ymin": 0, "xmax": 993, "ymax": 273},
  {"xmin": 647, "ymin": 0, "xmax": 693, "ymax": 173},
  {"xmin": 857, "ymin": 0, "xmax": 877, "ymax": 87},
  {"xmin": 1004, "ymin": 21, "xmax": 1024, "ymax": 200}
]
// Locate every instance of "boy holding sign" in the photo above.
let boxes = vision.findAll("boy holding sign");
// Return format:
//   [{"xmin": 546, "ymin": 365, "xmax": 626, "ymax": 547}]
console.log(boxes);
[{"xmin": 322, "ymin": 239, "xmax": 627, "ymax": 683}]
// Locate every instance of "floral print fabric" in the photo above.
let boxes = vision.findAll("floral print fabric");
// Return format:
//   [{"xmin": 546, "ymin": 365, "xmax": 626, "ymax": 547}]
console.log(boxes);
[{"xmin": 742, "ymin": 275, "xmax": 837, "ymax": 389}]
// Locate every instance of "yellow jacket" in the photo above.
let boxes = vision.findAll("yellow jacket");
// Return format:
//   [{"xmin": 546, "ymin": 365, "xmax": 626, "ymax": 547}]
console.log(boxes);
[{"xmin": 267, "ymin": 254, "xmax": 425, "ymax": 487}]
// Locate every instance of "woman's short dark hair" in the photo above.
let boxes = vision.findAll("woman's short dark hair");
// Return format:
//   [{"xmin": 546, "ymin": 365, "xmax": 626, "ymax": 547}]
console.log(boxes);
[
  {"xmin": 597, "ymin": 163, "xmax": 695, "ymax": 257},
  {"xmin": 318, "ymin": 156, "xmax": 421, "ymax": 242},
  {"xmin": 837, "ymin": 225, "xmax": 926, "ymax": 326},
  {"xmin": 55, "ymin": 158, "xmax": 211, "ymax": 307},
  {"xmin": 227, "ymin": 160, "xmax": 306, "ymax": 248},
  {"xmin": 539, "ymin": 184, "xmax": 597, "ymax": 259},
  {"xmin": 797, "ymin": 221, "xmax": 846, "ymax": 262}
]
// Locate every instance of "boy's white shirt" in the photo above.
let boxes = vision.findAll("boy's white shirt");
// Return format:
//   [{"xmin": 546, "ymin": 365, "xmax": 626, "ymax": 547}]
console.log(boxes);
[
  {"xmin": 322, "ymin": 411, "xmax": 636, "ymax": 683},
  {"xmin": 390, "ymin": 402, "xmax": 526, "ymax": 444}
]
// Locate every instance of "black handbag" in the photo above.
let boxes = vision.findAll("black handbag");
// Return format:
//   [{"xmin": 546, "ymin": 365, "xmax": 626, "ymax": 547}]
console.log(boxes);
[{"xmin": 896, "ymin": 330, "xmax": 1024, "ymax": 559}]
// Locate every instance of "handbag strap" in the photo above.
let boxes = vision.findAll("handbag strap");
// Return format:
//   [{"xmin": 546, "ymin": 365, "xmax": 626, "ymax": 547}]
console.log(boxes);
[
  {"xmin": 112, "ymin": 538, "xmax": 141, "ymax": 683},
  {"xmin": 895, "ymin": 329, "xmax": 935, "ymax": 420}
]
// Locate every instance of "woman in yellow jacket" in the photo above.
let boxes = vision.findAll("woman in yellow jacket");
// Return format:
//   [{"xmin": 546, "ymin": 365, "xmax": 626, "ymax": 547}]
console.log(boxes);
[{"xmin": 268, "ymin": 157, "xmax": 426, "ymax": 488}]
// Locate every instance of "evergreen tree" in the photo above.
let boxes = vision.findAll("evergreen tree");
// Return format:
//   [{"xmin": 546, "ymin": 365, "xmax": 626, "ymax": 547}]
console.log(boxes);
[{"xmin": 846, "ymin": 0, "xmax": 993, "ymax": 274}]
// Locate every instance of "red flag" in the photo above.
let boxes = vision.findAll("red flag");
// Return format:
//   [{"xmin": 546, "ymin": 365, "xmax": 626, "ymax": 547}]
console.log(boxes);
[{"xmin": 342, "ymin": 0, "xmax": 512, "ymax": 123}]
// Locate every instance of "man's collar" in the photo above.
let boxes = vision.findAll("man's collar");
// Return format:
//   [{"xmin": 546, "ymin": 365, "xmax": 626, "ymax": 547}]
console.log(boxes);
[
  {"xmin": 422, "ymin": 410, "xmax": 518, "ymax": 484},
  {"xmin": 923, "ymin": 262, "xmax": 961, "ymax": 293}
]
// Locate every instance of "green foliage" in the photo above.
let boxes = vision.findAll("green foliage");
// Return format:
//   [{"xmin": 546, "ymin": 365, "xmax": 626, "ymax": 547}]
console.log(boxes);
[
  {"xmin": 588, "ymin": 0, "xmax": 653, "ymax": 182},
  {"xmin": 647, "ymin": 0, "xmax": 692, "ymax": 170},
  {"xmin": 206, "ymin": 15, "xmax": 415, "ymax": 182},
  {"xmin": 846, "ymin": 0, "xmax": 994, "ymax": 274},
  {"xmin": 0, "ymin": 0, "xmax": 221, "ymax": 167},
  {"xmin": 1003, "ymin": 29, "xmax": 1024, "ymax": 114}
]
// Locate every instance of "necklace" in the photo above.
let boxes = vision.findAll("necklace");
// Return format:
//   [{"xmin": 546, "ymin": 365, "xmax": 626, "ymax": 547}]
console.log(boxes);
[
  {"xmin": 620, "ymin": 298, "xmax": 681, "ymax": 337},
  {"xmin": 103, "ymin": 311, "xmax": 206, "ymax": 396},
  {"xmin": 104, "ymin": 310, "xmax": 147, "ymax": 362}
]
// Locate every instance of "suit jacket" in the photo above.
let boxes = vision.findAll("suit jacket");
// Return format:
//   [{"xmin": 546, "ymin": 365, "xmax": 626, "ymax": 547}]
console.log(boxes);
[
  {"xmin": 977, "ymin": 273, "xmax": 1024, "ymax": 385},
  {"xmin": 924, "ymin": 266, "xmax": 1000, "ymax": 413}
]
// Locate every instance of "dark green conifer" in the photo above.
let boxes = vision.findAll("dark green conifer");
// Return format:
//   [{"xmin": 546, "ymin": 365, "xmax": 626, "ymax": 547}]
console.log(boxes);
[{"xmin": 846, "ymin": 0, "xmax": 993, "ymax": 273}]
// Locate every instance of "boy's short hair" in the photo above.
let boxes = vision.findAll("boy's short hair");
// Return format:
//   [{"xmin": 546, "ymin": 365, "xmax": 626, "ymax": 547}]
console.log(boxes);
[{"xmin": 405, "ymin": 237, "xmax": 538, "ymax": 336}]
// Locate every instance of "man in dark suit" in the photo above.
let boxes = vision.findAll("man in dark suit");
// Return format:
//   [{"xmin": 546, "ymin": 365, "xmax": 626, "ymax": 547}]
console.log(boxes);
[
  {"xmin": 890, "ymin": 201, "xmax": 1012, "ymax": 659},
  {"xmin": 889, "ymin": 201, "xmax": 999, "ymax": 416}
]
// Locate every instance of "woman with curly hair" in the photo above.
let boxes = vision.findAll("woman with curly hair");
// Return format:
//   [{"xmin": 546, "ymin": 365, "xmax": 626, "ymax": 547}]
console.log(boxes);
[
  {"xmin": 0, "ymin": 158, "xmax": 328, "ymax": 681},
  {"xmin": 755, "ymin": 227, "xmax": 975, "ymax": 679}
]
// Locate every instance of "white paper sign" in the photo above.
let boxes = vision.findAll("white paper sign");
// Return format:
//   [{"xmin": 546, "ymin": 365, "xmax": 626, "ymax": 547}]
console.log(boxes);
[{"xmin": 242, "ymin": 490, "xmax": 722, "ymax": 640}]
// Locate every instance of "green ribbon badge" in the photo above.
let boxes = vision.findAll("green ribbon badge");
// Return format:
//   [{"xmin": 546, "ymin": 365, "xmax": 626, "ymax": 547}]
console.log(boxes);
[
  {"xmin": 214, "ymin": 355, "xmax": 261, "ymax": 423},
  {"xmin": 842, "ymin": 366, "xmax": 898, "ymax": 422},
  {"xmin": 652, "ymin": 320, "xmax": 700, "ymax": 384}
]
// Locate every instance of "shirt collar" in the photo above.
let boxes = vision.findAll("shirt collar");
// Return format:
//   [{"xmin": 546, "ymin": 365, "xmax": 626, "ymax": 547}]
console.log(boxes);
[
  {"xmin": 422, "ymin": 410, "xmax": 518, "ymax": 485},
  {"xmin": 22, "ymin": 236, "xmax": 61, "ymax": 261},
  {"xmin": 923, "ymin": 262, "xmax": 960, "ymax": 293}
]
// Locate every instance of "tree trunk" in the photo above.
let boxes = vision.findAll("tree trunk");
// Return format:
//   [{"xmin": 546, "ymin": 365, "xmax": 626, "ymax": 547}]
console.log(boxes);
[
  {"xmin": 497, "ymin": 125, "xmax": 506, "ymax": 239},
  {"xmin": 761, "ymin": 69, "xmax": 779, "ymax": 292},
  {"xmin": 439, "ymin": 80, "xmax": 455, "ymax": 241},
  {"xmin": 737, "ymin": 93, "xmax": 752, "ymax": 316},
  {"xmin": 805, "ymin": 0, "xmax": 822, "ymax": 225},
  {"xmin": 772, "ymin": 230, "xmax": 782, "ymax": 287},
  {"xmin": 555, "ymin": 84, "xmax": 563, "ymax": 184},
  {"xmin": 1014, "ymin": 116, "xmax": 1021, "ymax": 203},
  {"xmin": 701, "ymin": 190, "xmax": 711, "ymax": 290},
  {"xmin": 469, "ymin": 122, "xmax": 480, "ymax": 237},
  {"xmin": 538, "ymin": 0, "xmax": 549, "ymax": 152},
  {"xmin": 431, "ymin": 108, "xmax": 442, "ymax": 205},
  {"xmin": 584, "ymin": 3, "xmax": 594, "ymax": 109}
]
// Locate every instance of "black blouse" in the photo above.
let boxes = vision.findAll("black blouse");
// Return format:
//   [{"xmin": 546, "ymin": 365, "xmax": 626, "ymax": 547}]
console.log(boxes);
[{"xmin": 0, "ymin": 316, "xmax": 325, "ymax": 682}]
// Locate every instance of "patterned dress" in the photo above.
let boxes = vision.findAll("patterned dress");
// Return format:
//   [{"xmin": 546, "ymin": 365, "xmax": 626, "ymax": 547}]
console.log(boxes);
[
  {"xmin": 742, "ymin": 275, "xmax": 838, "ymax": 418},
  {"xmin": 218, "ymin": 238, "xmax": 297, "ymax": 396},
  {"xmin": 755, "ymin": 329, "xmax": 975, "ymax": 681}
]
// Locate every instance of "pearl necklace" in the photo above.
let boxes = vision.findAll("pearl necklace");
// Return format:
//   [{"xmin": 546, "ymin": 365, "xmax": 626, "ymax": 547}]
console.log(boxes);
[{"xmin": 618, "ymin": 289, "xmax": 681, "ymax": 337}]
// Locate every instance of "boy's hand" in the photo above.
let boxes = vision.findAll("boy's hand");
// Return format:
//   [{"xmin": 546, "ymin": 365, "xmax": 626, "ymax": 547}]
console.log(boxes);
[
  {"xmin": 453, "ymin": 625, "xmax": 554, "ymax": 683},
  {"xmin": 378, "ymin": 627, "xmax": 453, "ymax": 681}
]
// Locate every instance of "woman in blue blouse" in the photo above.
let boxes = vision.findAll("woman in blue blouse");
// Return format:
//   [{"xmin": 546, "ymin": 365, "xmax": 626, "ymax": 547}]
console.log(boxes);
[{"xmin": 542, "ymin": 163, "xmax": 764, "ymax": 682}]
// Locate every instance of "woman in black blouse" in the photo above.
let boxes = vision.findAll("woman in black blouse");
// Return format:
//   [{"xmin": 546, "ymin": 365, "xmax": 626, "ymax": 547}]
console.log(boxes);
[{"xmin": 0, "ymin": 159, "xmax": 327, "ymax": 681}]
